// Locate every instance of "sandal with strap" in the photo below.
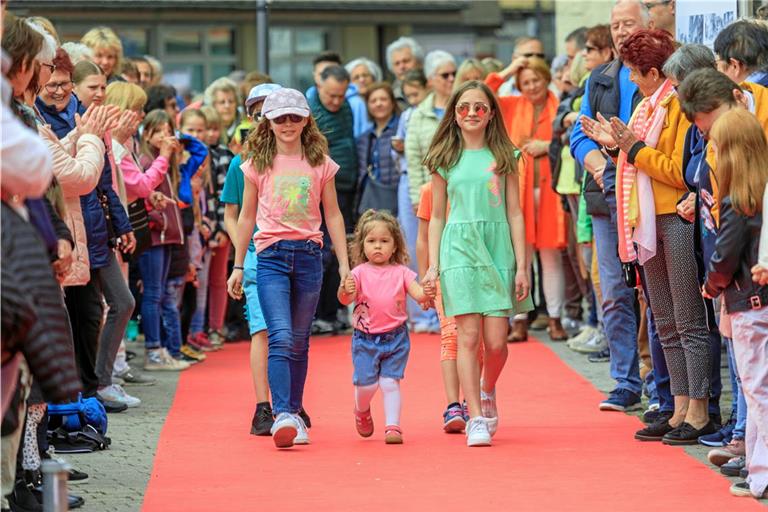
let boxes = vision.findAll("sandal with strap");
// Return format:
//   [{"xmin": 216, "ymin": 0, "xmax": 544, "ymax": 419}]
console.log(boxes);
[
  {"xmin": 384, "ymin": 425, "xmax": 403, "ymax": 444},
  {"xmin": 354, "ymin": 408, "xmax": 374, "ymax": 438}
]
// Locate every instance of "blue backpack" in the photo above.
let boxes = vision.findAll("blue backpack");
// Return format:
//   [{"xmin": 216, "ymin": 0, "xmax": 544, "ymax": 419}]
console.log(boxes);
[{"xmin": 48, "ymin": 394, "xmax": 108, "ymax": 435}]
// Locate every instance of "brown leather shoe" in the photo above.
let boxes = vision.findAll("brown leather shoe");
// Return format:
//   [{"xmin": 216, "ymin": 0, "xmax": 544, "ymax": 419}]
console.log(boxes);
[
  {"xmin": 547, "ymin": 318, "xmax": 568, "ymax": 341},
  {"xmin": 507, "ymin": 319, "xmax": 528, "ymax": 342}
]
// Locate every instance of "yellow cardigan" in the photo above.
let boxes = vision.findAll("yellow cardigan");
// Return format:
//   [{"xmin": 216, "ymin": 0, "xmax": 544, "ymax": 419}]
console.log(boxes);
[{"xmin": 631, "ymin": 94, "xmax": 691, "ymax": 215}]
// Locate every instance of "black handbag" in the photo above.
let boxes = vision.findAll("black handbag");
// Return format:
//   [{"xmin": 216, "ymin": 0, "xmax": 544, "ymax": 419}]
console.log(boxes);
[
  {"xmin": 96, "ymin": 187, "xmax": 118, "ymax": 249},
  {"xmin": 127, "ymin": 199, "xmax": 151, "ymax": 257}
]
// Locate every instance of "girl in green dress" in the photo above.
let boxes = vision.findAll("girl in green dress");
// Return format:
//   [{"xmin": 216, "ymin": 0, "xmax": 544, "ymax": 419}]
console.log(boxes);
[{"xmin": 422, "ymin": 80, "xmax": 532, "ymax": 447}]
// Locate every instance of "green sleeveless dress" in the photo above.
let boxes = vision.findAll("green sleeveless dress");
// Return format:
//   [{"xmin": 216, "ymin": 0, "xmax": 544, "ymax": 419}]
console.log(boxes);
[{"xmin": 437, "ymin": 148, "xmax": 534, "ymax": 317}]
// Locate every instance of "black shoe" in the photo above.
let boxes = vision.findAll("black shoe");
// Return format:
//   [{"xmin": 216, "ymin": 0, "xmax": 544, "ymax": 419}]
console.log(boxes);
[
  {"xmin": 9, "ymin": 480, "xmax": 42, "ymax": 512},
  {"xmin": 298, "ymin": 407, "xmax": 311, "ymax": 428},
  {"xmin": 95, "ymin": 395, "xmax": 128, "ymax": 413},
  {"xmin": 250, "ymin": 402, "xmax": 273, "ymax": 436},
  {"xmin": 720, "ymin": 456, "xmax": 746, "ymax": 477},
  {"xmin": 126, "ymin": 350, "xmax": 137, "ymax": 361},
  {"xmin": 662, "ymin": 420, "xmax": 717, "ymax": 445},
  {"xmin": 588, "ymin": 348, "xmax": 610, "ymax": 363},
  {"xmin": 643, "ymin": 408, "xmax": 672, "ymax": 424},
  {"xmin": 68, "ymin": 468, "xmax": 89, "ymax": 484},
  {"xmin": 68, "ymin": 494, "xmax": 85, "ymax": 509},
  {"xmin": 634, "ymin": 414, "xmax": 674, "ymax": 441},
  {"xmin": 740, "ymin": 467, "xmax": 749, "ymax": 479}
]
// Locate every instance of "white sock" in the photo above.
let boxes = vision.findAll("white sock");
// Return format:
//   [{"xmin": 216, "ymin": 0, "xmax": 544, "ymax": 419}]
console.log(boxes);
[
  {"xmin": 379, "ymin": 377, "xmax": 401, "ymax": 426},
  {"xmin": 354, "ymin": 382, "xmax": 378, "ymax": 412}
]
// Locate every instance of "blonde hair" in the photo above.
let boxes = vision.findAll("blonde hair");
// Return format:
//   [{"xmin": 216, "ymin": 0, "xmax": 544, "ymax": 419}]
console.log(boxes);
[
  {"xmin": 515, "ymin": 57, "xmax": 551, "ymax": 90},
  {"xmin": 453, "ymin": 58, "xmax": 487, "ymax": 91},
  {"xmin": 81, "ymin": 26, "xmax": 123, "ymax": 76},
  {"xmin": 423, "ymin": 80, "xmax": 520, "ymax": 176},
  {"xmin": 200, "ymin": 105, "xmax": 221, "ymax": 127},
  {"xmin": 105, "ymin": 81, "xmax": 147, "ymax": 111},
  {"xmin": 350, "ymin": 209, "xmax": 409, "ymax": 267},
  {"xmin": 203, "ymin": 77, "xmax": 239, "ymax": 107},
  {"xmin": 710, "ymin": 108, "xmax": 768, "ymax": 217},
  {"xmin": 241, "ymin": 115, "xmax": 328, "ymax": 174}
]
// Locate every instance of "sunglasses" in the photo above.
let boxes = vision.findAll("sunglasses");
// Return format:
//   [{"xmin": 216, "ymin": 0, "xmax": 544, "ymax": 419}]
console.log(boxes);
[
  {"xmin": 271, "ymin": 113, "xmax": 305, "ymax": 124},
  {"xmin": 521, "ymin": 53, "xmax": 546, "ymax": 59},
  {"xmin": 455, "ymin": 102, "xmax": 490, "ymax": 118},
  {"xmin": 439, "ymin": 71, "xmax": 456, "ymax": 80}
]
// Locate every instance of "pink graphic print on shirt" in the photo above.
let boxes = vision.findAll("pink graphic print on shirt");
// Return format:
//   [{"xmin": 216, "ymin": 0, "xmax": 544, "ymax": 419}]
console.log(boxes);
[
  {"xmin": 483, "ymin": 162, "xmax": 502, "ymax": 208},
  {"xmin": 272, "ymin": 174, "xmax": 312, "ymax": 223}
]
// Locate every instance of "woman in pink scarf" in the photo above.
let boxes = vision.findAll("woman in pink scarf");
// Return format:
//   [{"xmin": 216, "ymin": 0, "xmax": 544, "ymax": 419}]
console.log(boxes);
[{"xmin": 581, "ymin": 30, "xmax": 713, "ymax": 446}]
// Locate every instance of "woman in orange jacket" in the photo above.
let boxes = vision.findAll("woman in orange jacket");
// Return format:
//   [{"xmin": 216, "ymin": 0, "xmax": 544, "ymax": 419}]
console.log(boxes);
[{"xmin": 486, "ymin": 57, "xmax": 567, "ymax": 341}]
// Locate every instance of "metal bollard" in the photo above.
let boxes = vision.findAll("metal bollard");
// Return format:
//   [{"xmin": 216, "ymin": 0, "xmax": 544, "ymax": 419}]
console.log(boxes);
[{"xmin": 41, "ymin": 459, "xmax": 70, "ymax": 512}]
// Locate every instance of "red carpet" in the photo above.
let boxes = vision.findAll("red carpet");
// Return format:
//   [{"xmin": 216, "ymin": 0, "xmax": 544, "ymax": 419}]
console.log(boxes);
[{"xmin": 142, "ymin": 335, "xmax": 764, "ymax": 512}]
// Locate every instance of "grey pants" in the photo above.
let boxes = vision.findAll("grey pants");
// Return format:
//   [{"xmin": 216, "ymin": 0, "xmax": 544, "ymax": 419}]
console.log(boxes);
[
  {"xmin": 93, "ymin": 252, "xmax": 136, "ymax": 388},
  {"xmin": 643, "ymin": 214, "xmax": 710, "ymax": 399}
]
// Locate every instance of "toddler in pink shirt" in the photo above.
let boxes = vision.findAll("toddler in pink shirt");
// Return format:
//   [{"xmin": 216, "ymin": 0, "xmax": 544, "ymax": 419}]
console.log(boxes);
[{"xmin": 338, "ymin": 209, "xmax": 430, "ymax": 444}]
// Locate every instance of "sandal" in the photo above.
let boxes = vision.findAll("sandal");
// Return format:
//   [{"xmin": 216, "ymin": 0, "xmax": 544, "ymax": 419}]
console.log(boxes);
[
  {"xmin": 384, "ymin": 425, "xmax": 403, "ymax": 444},
  {"xmin": 354, "ymin": 408, "xmax": 374, "ymax": 438}
]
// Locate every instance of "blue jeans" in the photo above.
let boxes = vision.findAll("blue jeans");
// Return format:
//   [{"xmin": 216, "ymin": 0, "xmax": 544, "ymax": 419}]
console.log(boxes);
[
  {"xmin": 161, "ymin": 275, "xmax": 185, "ymax": 357},
  {"xmin": 397, "ymin": 173, "xmax": 438, "ymax": 329},
  {"xmin": 591, "ymin": 205, "xmax": 642, "ymax": 395},
  {"xmin": 727, "ymin": 338, "xmax": 747, "ymax": 439},
  {"xmin": 257, "ymin": 240, "xmax": 323, "ymax": 415},
  {"xmin": 189, "ymin": 252, "xmax": 210, "ymax": 335},
  {"xmin": 138, "ymin": 245, "xmax": 171, "ymax": 350}
]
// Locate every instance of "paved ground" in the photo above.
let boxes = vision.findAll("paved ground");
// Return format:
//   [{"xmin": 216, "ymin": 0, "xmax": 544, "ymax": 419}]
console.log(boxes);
[{"xmin": 61, "ymin": 328, "xmax": 754, "ymax": 511}]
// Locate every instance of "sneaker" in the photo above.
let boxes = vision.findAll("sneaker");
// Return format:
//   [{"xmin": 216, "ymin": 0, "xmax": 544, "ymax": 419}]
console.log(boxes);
[
  {"xmin": 588, "ymin": 348, "xmax": 611, "ymax": 363},
  {"xmin": 271, "ymin": 412, "xmax": 298, "ymax": 448},
  {"xmin": 113, "ymin": 369, "xmax": 156, "ymax": 386},
  {"xmin": 721, "ymin": 455, "xmax": 746, "ymax": 477},
  {"xmin": 67, "ymin": 468, "xmax": 89, "ymax": 484},
  {"xmin": 740, "ymin": 467, "xmax": 749, "ymax": 479},
  {"xmin": 384, "ymin": 425, "xmax": 403, "ymax": 444},
  {"xmin": 661, "ymin": 420, "xmax": 717, "ymax": 446},
  {"xmin": 443, "ymin": 403, "xmax": 465, "ymax": 433},
  {"xmin": 698, "ymin": 419, "xmax": 735, "ymax": 447},
  {"xmin": 293, "ymin": 413, "xmax": 310, "ymax": 445},
  {"xmin": 250, "ymin": 402, "xmax": 274, "ymax": 436},
  {"xmin": 112, "ymin": 375, "xmax": 125, "ymax": 386},
  {"xmin": 480, "ymin": 385, "xmax": 498, "ymax": 437},
  {"xmin": 298, "ymin": 407, "xmax": 311, "ymax": 428},
  {"xmin": 94, "ymin": 394, "xmax": 128, "ymax": 413},
  {"xmin": 571, "ymin": 329, "xmax": 609, "ymax": 354},
  {"xmin": 208, "ymin": 330, "xmax": 225, "ymax": 348},
  {"xmin": 180, "ymin": 344, "xmax": 207, "ymax": 362},
  {"xmin": 730, "ymin": 481, "xmax": 768, "ymax": 499},
  {"xmin": 310, "ymin": 319, "xmax": 335, "ymax": 336},
  {"xmin": 562, "ymin": 317, "xmax": 582, "ymax": 331},
  {"xmin": 567, "ymin": 325, "xmax": 598, "ymax": 349},
  {"xmin": 354, "ymin": 407, "xmax": 374, "ymax": 438},
  {"xmin": 707, "ymin": 438, "xmax": 746, "ymax": 466},
  {"xmin": 466, "ymin": 417, "xmax": 492, "ymax": 447},
  {"xmin": 175, "ymin": 352, "xmax": 200, "ymax": 365},
  {"xmin": 634, "ymin": 414, "xmax": 674, "ymax": 441},
  {"xmin": 187, "ymin": 332, "xmax": 217, "ymax": 352},
  {"xmin": 599, "ymin": 389, "xmax": 641, "ymax": 412},
  {"xmin": 412, "ymin": 323, "xmax": 432, "ymax": 334},
  {"xmin": 144, "ymin": 348, "xmax": 189, "ymax": 371},
  {"xmin": 461, "ymin": 400, "xmax": 469, "ymax": 422},
  {"xmin": 97, "ymin": 384, "xmax": 141, "ymax": 408}
]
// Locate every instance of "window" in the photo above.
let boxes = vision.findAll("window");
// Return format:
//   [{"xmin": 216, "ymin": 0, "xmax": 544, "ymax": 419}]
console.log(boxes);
[
  {"xmin": 269, "ymin": 27, "xmax": 329, "ymax": 90},
  {"xmin": 159, "ymin": 26, "xmax": 237, "ymax": 93}
]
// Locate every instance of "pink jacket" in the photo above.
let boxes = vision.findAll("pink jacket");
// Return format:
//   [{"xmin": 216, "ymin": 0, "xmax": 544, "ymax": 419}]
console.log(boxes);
[
  {"xmin": 119, "ymin": 149, "xmax": 169, "ymax": 204},
  {"xmin": 38, "ymin": 125, "xmax": 105, "ymax": 286}
]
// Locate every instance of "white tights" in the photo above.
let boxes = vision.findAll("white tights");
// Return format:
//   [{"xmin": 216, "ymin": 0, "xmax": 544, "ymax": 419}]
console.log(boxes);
[{"xmin": 354, "ymin": 377, "xmax": 401, "ymax": 426}]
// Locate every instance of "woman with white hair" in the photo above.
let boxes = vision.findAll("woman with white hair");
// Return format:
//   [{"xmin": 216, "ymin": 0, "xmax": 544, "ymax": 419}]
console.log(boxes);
[
  {"xmin": 204, "ymin": 76, "xmax": 241, "ymax": 146},
  {"xmin": 404, "ymin": 50, "xmax": 456, "ymax": 212},
  {"xmin": 344, "ymin": 57, "xmax": 379, "ymax": 137}
]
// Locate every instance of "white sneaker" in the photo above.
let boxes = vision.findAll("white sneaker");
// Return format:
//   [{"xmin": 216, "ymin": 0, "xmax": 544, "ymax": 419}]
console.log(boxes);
[
  {"xmin": 571, "ymin": 329, "xmax": 608, "ymax": 354},
  {"xmin": 271, "ymin": 412, "xmax": 298, "ymax": 448},
  {"xmin": 161, "ymin": 348, "xmax": 190, "ymax": 370},
  {"xmin": 97, "ymin": 384, "xmax": 141, "ymax": 408},
  {"xmin": 466, "ymin": 417, "xmax": 492, "ymax": 447},
  {"xmin": 566, "ymin": 325, "xmax": 597, "ymax": 348},
  {"xmin": 144, "ymin": 349, "xmax": 180, "ymax": 371},
  {"xmin": 293, "ymin": 413, "xmax": 310, "ymax": 445},
  {"xmin": 480, "ymin": 385, "xmax": 499, "ymax": 437}
]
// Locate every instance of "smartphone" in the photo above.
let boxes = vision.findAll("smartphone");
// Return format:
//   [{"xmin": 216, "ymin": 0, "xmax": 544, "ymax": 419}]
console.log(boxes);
[
  {"xmin": 622, "ymin": 262, "xmax": 637, "ymax": 288},
  {"xmin": 239, "ymin": 127, "xmax": 250, "ymax": 141}
]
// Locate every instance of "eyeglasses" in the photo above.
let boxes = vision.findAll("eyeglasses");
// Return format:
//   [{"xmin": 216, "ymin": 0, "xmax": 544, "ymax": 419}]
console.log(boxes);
[
  {"xmin": 438, "ymin": 71, "xmax": 456, "ymax": 80},
  {"xmin": 643, "ymin": 0, "xmax": 671, "ymax": 9},
  {"xmin": 44, "ymin": 81, "xmax": 73, "ymax": 93},
  {"xmin": 40, "ymin": 62, "xmax": 56, "ymax": 73},
  {"xmin": 271, "ymin": 113, "xmax": 305, "ymax": 124},
  {"xmin": 521, "ymin": 53, "xmax": 546, "ymax": 59},
  {"xmin": 455, "ymin": 102, "xmax": 490, "ymax": 118}
]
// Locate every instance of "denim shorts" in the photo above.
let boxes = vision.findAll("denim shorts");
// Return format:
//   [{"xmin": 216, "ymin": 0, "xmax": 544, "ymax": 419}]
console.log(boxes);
[
  {"xmin": 243, "ymin": 247, "xmax": 267, "ymax": 335},
  {"xmin": 351, "ymin": 323, "xmax": 410, "ymax": 386}
]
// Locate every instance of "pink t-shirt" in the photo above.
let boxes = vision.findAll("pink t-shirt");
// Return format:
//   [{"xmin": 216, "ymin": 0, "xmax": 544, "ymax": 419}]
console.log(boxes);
[
  {"xmin": 351, "ymin": 263, "xmax": 417, "ymax": 334},
  {"xmin": 241, "ymin": 154, "xmax": 339, "ymax": 253}
]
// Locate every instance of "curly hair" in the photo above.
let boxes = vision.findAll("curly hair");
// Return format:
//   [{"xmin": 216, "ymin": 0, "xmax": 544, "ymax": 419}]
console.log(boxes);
[
  {"xmin": 619, "ymin": 28, "xmax": 675, "ymax": 76},
  {"xmin": 350, "ymin": 209, "xmax": 409, "ymax": 267},
  {"xmin": 241, "ymin": 114, "xmax": 328, "ymax": 174}
]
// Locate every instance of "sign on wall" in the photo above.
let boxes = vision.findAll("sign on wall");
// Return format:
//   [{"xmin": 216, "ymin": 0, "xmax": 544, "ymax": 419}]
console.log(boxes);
[{"xmin": 675, "ymin": 0, "xmax": 738, "ymax": 48}]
